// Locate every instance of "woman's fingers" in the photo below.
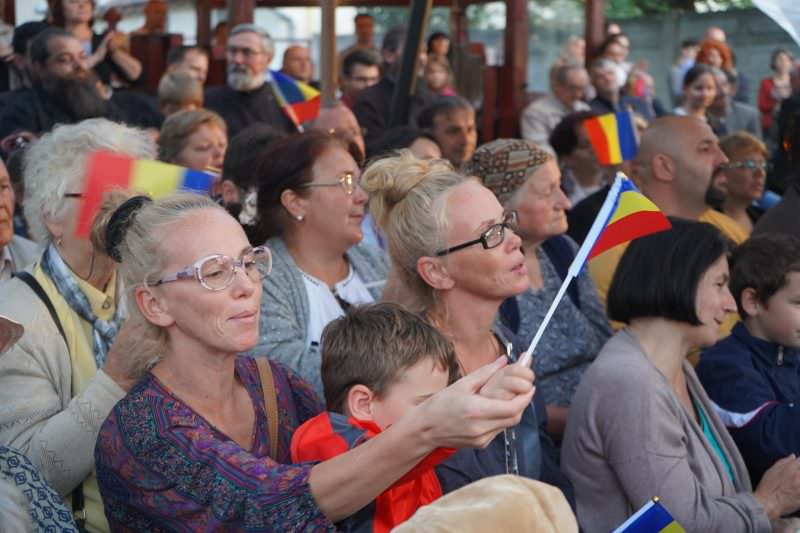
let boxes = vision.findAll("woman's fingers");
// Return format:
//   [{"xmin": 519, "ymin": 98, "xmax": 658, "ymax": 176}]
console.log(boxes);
[{"xmin": 453, "ymin": 356, "xmax": 507, "ymax": 393}]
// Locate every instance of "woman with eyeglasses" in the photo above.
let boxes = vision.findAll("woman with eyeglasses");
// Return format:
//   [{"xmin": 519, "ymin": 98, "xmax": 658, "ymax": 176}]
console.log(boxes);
[
  {"xmin": 250, "ymin": 130, "xmax": 387, "ymax": 396},
  {"xmin": 94, "ymin": 192, "xmax": 536, "ymax": 530},
  {"xmin": 362, "ymin": 150, "xmax": 574, "ymax": 504},
  {"xmin": 716, "ymin": 132, "xmax": 769, "ymax": 234},
  {"xmin": 463, "ymin": 139, "xmax": 612, "ymax": 441},
  {"xmin": 0, "ymin": 119, "xmax": 153, "ymax": 532}
]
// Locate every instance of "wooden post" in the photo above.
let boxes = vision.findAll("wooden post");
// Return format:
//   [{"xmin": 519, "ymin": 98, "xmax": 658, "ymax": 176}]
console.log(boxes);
[
  {"xmin": 320, "ymin": 0, "xmax": 337, "ymax": 108},
  {"xmin": 228, "ymin": 0, "xmax": 255, "ymax": 27},
  {"xmin": 497, "ymin": 0, "xmax": 527, "ymax": 137},
  {"xmin": 2, "ymin": 0, "xmax": 15, "ymax": 26},
  {"xmin": 389, "ymin": 0, "xmax": 432, "ymax": 127},
  {"xmin": 450, "ymin": 0, "xmax": 468, "ymax": 45},
  {"xmin": 584, "ymin": 0, "xmax": 606, "ymax": 66},
  {"xmin": 196, "ymin": 0, "xmax": 212, "ymax": 48}
]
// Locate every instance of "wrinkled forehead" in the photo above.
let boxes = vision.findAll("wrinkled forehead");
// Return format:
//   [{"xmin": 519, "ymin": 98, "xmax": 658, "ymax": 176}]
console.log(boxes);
[
  {"xmin": 228, "ymin": 31, "xmax": 263, "ymax": 51},
  {"xmin": 47, "ymin": 35, "xmax": 84, "ymax": 57}
]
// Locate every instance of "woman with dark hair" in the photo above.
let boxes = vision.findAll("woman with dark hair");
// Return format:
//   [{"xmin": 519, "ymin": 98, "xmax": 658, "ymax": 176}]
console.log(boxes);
[
  {"xmin": 427, "ymin": 31, "xmax": 450, "ymax": 57},
  {"xmin": 562, "ymin": 219, "xmax": 800, "ymax": 532},
  {"xmin": 758, "ymin": 49, "xmax": 794, "ymax": 136},
  {"xmin": 251, "ymin": 130, "xmax": 387, "ymax": 395},
  {"xmin": 50, "ymin": 0, "xmax": 142, "ymax": 86},
  {"xmin": 365, "ymin": 126, "xmax": 441, "ymax": 161},
  {"xmin": 674, "ymin": 64, "xmax": 717, "ymax": 121},
  {"xmin": 548, "ymin": 111, "xmax": 606, "ymax": 205}
]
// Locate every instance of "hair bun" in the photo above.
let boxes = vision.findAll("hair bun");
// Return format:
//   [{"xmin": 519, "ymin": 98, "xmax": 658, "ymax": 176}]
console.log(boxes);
[{"xmin": 105, "ymin": 195, "xmax": 152, "ymax": 262}]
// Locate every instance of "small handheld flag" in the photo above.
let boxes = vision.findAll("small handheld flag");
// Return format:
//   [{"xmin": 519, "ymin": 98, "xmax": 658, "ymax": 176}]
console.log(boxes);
[
  {"xmin": 583, "ymin": 111, "xmax": 638, "ymax": 166},
  {"xmin": 519, "ymin": 173, "xmax": 670, "ymax": 367},
  {"xmin": 74, "ymin": 151, "xmax": 214, "ymax": 238},
  {"xmin": 612, "ymin": 498, "xmax": 686, "ymax": 533},
  {"xmin": 270, "ymin": 70, "xmax": 321, "ymax": 131}
]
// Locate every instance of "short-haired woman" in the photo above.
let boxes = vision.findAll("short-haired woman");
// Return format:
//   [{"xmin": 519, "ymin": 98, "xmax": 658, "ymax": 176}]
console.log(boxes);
[
  {"xmin": 251, "ymin": 130, "xmax": 387, "ymax": 395},
  {"xmin": 717, "ymin": 132, "xmax": 769, "ymax": 234},
  {"xmin": 94, "ymin": 192, "xmax": 535, "ymax": 530},
  {"xmin": 758, "ymin": 49, "xmax": 794, "ymax": 137},
  {"xmin": 157, "ymin": 109, "xmax": 227, "ymax": 174},
  {"xmin": 157, "ymin": 72, "xmax": 204, "ymax": 117},
  {"xmin": 0, "ymin": 119, "xmax": 153, "ymax": 532},
  {"xmin": 674, "ymin": 64, "xmax": 717, "ymax": 121},
  {"xmin": 562, "ymin": 219, "xmax": 800, "ymax": 532}
]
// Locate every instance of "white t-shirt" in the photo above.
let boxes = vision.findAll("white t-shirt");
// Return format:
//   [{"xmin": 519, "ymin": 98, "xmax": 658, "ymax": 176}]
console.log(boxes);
[{"xmin": 301, "ymin": 267, "xmax": 375, "ymax": 347}]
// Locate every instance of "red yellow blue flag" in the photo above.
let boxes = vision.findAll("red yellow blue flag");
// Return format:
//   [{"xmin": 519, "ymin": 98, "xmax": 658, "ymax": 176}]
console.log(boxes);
[
  {"xmin": 583, "ymin": 111, "xmax": 639, "ymax": 165},
  {"xmin": 74, "ymin": 151, "xmax": 214, "ymax": 238},
  {"xmin": 270, "ymin": 70, "xmax": 321, "ymax": 128},
  {"xmin": 612, "ymin": 498, "xmax": 686, "ymax": 533}
]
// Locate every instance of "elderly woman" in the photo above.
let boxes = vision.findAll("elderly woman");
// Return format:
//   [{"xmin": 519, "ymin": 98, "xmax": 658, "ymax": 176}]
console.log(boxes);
[
  {"xmin": 251, "ymin": 130, "xmax": 387, "ymax": 394},
  {"xmin": 361, "ymin": 151, "xmax": 572, "ymax": 500},
  {"xmin": 463, "ymin": 139, "xmax": 611, "ymax": 439},
  {"xmin": 0, "ymin": 118, "xmax": 153, "ymax": 532},
  {"xmin": 562, "ymin": 220, "xmax": 800, "ymax": 532},
  {"xmin": 94, "ymin": 192, "xmax": 535, "ymax": 530},
  {"xmin": 157, "ymin": 109, "xmax": 228, "ymax": 174}
]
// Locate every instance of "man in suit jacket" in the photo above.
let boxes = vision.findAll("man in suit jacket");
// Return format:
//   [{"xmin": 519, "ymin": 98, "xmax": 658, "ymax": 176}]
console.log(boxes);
[{"xmin": 708, "ymin": 68, "xmax": 761, "ymax": 139}]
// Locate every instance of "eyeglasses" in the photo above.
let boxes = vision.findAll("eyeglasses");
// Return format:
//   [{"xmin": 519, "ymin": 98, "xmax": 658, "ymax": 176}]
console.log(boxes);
[
  {"xmin": 720, "ymin": 160, "xmax": 772, "ymax": 172},
  {"xmin": 297, "ymin": 172, "xmax": 359, "ymax": 196},
  {"xmin": 226, "ymin": 46, "xmax": 264, "ymax": 60},
  {"xmin": 148, "ymin": 246, "xmax": 272, "ymax": 291},
  {"xmin": 436, "ymin": 211, "xmax": 518, "ymax": 256}
]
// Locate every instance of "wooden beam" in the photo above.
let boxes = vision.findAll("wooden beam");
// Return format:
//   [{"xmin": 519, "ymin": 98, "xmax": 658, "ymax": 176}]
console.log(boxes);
[
  {"xmin": 584, "ymin": 0, "xmax": 606, "ymax": 66},
  {"xmin": 450, "ymin": 0, "xmax": 468, "ymax": 45},
  {"xmin": 390, "ymin": 0, "xmax": 433, "ymax": 127},
  {"xmin": 3, "ymin": 0, "xmax": 15, "ymax": 26},
  {"xmin": 196, "ymin": 0, "xmax": 212, "ymax": 48},
  {"xmin": 320, "ymin": 0, "xmax": 337, "ymax": 108},
  {"xmin": 228, "ymin": 0, "xmax": 255, "ymax": 27},
  {"xmin": 497, "ymin": 0, "xmax": 527, "ymax": 137}
]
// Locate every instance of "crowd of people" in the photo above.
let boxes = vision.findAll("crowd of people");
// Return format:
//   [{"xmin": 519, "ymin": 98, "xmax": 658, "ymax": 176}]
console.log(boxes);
[{"xmin": 0, "ymin": 4, "xmax": 800, "ymax": 532}]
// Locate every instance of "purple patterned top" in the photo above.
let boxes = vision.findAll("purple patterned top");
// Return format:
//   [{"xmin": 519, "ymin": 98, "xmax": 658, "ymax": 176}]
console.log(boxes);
[{"xmin": 95, "ymin": 356, "xmax": 335, "ymax": 532}]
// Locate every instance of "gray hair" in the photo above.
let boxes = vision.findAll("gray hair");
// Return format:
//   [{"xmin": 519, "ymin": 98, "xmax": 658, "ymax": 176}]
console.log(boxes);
[
  {"xmin": 550, "ymin": 63, "xmax": 587, "ymax": 86},
  {"xmin": 23, "ymin": 119, "xmax": 155, "ymax": 244},
  {"xmin": 590, "ymin": 58, "xmax": 617, "ymax": 73},
  {"xmin": 230, "ymin": 23, "xmax": 274, "ymax": 57}
]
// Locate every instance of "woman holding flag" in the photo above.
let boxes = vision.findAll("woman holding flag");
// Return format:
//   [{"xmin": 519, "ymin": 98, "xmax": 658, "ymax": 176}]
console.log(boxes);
[{"xmin": 562, "ymin": 220, "xmax": 800, "ymax": 532}]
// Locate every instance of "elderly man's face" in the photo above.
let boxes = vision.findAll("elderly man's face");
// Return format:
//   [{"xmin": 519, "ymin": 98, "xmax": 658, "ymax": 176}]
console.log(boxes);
[
  {"xmin": 226, "ymin": 31, "xmax": 271, "ymax": 90},
  {"xmin": 591, "ymin": 66, "xmax": 618, "ymax": 100},
  {"xmin": 282, "ymin": 46, "xmax": 313, "ymax": 83},
  {"xmin": 0, "ymin": 161, "xmax": 15, "ymax": 249},
  {"xmin": 41, "ymin": 36, "xmax": 90, "ymax": 81},
  {"xmin": 170, "ymin": 49, "xmax": 208, "ymax": 83},
  {"xmin": 432, "ymin": 107, "xmax": 477, "ymax": 168},
  {"xmin": 553, "ymin": 69, "xmax": 589, "ymax": 109}
]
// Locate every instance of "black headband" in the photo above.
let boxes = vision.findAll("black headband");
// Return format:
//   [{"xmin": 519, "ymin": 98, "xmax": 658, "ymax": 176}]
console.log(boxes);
[{"xmin": 105, "ymin": 195, "xmax": 152, "ymax": 263}]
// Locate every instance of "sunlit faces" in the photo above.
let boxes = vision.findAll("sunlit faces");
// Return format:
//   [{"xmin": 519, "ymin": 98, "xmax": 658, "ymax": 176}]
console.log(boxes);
[
  {"xmin": 431, "ymin": 107, "xmax": 477, "ymax": 168},
  {"xmin": 554, "ymin": 68, "xmax": 590, "ymax": 108},
  {"xmin": 175, "ymin": 123, "xmax": 228, "ymax": 172},
  {"xmin": 368, "ymin": 359, "xmax": 450, "ymax": 430},
  {"xmin": 0, "ymin": 161, "xmax": 14, "ymax": 249},
  {"xmin": 62, "ymin": 0, "xmax": 93, "ymax": 25},
  {"xmin": 43, "ymin": 36, "xmax": 90, "ymax": 80},
  {"xmin": 438, "ymin": 181, "xmax": 528, "ymax": 300},
  {"xmin": 688, "ymin": 255, "xmax": 737, "ymax": 349},
  {"xmin": 409, "ymin": 137, "xmax": 442, "ymax": 160},
  {"xmin": 684, "ymin": 72, "xmax": 717, "ymax": 111},
  {"xmin": 226, "ymin": 31, "xmax": 270, "ymax": 91},
  {"xmin": 303, "ymin": 147, "xmax": 366, "ymax": 248},
  {"xmin": 672, "ymin": 120, "xmax": 728, "ymax": 206},
  {"xmin": 341, "ymin": 62, "xmax": 380, "ymax": 103},
  {"xmin": 150, "ymin": 208, "xmax": 262, "ymax": 355},
  {"xmin": 743, "ymin": 272, "xmax": 800, "ymax": 348},
  {"xmin": 169, "ymin": 49, "xmax": 209, "ymax": 83},
  {"xmin": 722, "ymin": 148, "xmax": 767, "ymax": 205},
  {"xmin": 513, "ymin": 160, "xmax": 571, "ymax": 245}
]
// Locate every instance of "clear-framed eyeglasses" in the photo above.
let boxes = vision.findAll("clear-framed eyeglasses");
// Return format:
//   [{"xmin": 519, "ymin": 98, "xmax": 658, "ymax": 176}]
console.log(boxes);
[
  {"xmin": 720, "ymin": 160, "xmax": 772, "ymax": 172},
  {"xmin": 148, "ymin": 246, "xmax": 273, "ymax": 291},
  {"xmin": 297, "ymin": 171, "xmax": 359, "ymax": 196},
  {"xmin": 436, "ymin": 211, "xmax": 519, "ymax": 256}
]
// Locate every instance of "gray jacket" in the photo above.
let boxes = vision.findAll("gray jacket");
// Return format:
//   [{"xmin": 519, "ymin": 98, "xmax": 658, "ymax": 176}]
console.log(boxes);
[
  {"xmin": 562, "ymin": 329, "xmax": 769, "ymax": 533},
  {"xmin": 251, "ymin": 237, "xmax": 388, "ymax": 396}
]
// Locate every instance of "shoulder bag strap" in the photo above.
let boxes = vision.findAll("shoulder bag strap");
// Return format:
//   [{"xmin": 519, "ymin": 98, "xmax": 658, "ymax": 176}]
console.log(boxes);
[
  {"xmin": 255, "ymin": 358, "xmax": 280, "ymax": 459},
  {"xmin": 13, "ymin": 271, "xmax": 86, "ymax": 530}
]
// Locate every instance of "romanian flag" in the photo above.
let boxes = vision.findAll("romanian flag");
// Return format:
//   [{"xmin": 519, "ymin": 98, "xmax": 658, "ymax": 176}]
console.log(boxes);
[
  {"xmin": 74, "ymin": 151, "xmax": 214, "ymax": 237},
  {"xmin": 612, "ymin": 498, "xmax": 686, "ymax": 533},
  {"xmin": 583, "ymin": 111, "xmax": 639, "ymax": 165},
  {"xmin": 270, "ymin": 70, "xmax": 321, "ymax": 128}
]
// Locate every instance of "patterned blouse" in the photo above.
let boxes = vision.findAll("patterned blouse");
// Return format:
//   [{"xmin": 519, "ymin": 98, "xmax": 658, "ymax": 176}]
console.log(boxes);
[
  {"xmin": 95, "ymin": 357, "xmax": 334, "ymax": 532},
  {"xmin": 517, "ymin": 246, "xmax": 612, "ymax": 407}
]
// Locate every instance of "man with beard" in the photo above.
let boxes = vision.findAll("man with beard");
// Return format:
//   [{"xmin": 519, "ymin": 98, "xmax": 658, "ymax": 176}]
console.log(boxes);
[
  {"xmin": 417, "ymin": 96, "xmax": 476, "ymax": 169},
  {"xmin": 204, "ymin": 24, "xmax": 295, "ymax": 138},
  {"xmin": 0, "ymin": 28, "xmax": 125, "ymax": 140}
]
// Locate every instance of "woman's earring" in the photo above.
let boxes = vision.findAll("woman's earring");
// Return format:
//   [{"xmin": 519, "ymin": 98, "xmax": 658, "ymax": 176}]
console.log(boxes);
[
  {"xmin": 296, "ymin": 214, "xmax": 305, "ymax": 222},
  {"xmin": 55, "ymin": 235, "xmax": 63, "ymax": 247}
]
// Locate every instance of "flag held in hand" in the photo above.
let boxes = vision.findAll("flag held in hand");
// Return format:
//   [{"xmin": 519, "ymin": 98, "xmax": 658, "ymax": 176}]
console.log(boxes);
[
  {"xmin": 583, "ymin": 111, "xmax": 639, "ymax": 165},
  {"xmin": 612, "ymin": 498, "xmax": 686, "ymax": 533}
]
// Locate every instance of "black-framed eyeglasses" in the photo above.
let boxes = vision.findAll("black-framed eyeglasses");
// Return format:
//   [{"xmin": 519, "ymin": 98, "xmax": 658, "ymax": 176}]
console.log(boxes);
[
  {"xmin": 297, "ymin": 172, "xmax": 359, "ymax": 196},
  {"xmin": 720, "ymin": 160, "xmax": 772, "ymax": 172},
  {"xmin": 148, "ymin": 246, "xmax": 272, "ymax": 291},
  {"xmin": 436, "ymin": 211, "xmax": 518, "ymax": 256}
]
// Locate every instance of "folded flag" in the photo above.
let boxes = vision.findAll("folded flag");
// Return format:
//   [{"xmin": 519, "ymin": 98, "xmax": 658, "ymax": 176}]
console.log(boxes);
[
  {"xmin": 75, "ymin": 151, "xmax": 214, "ymax": 238},
  {"xmin": 583, "ymin": 111, "xmax": 639, "ymax": 165},
  {"xmin": 519, "ymin": 173, "xmax": 670, "ymax": 366},
  {"xmin": 612, "ymin": 498, "xmax": 686, "ymax": 533},
  {"xmin": 270, "ymin": 70, "xmax": 321, "ymax": 128}
]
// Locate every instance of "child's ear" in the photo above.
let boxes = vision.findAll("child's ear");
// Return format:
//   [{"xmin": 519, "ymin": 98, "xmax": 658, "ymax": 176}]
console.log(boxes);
[
  {"xmin": 740, "ymin": 287, "xmax": 761, "ymax": 317},
  {"xmin": 346, "ymin": 385, "xmax": 376, "ymax": 421}
]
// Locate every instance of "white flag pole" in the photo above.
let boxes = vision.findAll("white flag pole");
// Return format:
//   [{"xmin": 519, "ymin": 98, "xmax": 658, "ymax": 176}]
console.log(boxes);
[{"xmin": 518, "ymin": 173, "xmax": 625, "ymax": 368}]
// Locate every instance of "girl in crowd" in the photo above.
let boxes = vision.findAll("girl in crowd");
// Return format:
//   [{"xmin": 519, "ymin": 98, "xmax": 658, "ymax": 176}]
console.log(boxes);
[
  {"xmin": 362, "ymin": 151, "xmax": 573, "ymax": 500},
  {"xmin": 51, "ymin": 0, "xmax": 142, "ymax": 86},
  {"xmin": 464, "ymin": 139, "xmax": 612, "ymax": 440},
  {"xmin": 424, "ymin": 55, "xmax": 457, "ymax": 97},
  {"xmin": 251, "ymin": 131, "xmax": 387, "ymax": 395},
  {"xmin": 94, "ymin": 192, "xmax": 535, "ymax": 530},
  {"xmin": 562, "ymin": 220, "xmax": 800, "ymax": 532},
  {"xmin": 674, "ymin": 64, "xmax": 717, "ymax": 121},
  {"xmin": 0, "ymin": 119, "xmax": 152, "ymax": 532}
]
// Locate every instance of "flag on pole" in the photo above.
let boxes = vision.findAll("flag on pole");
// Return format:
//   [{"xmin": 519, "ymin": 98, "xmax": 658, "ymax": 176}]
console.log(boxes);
[
  {"xmin": 270, "ymin": 70, "xmax": 321, "ymax": 129},
  {"xmin": 583, "ymin": 111, "xmax": 639, "ymax": 165},
  {"xmin": 612, "ymin": 498, "xmax": 686, "ymax": 533},
  {"xmin": 519, "ymin": 173, "xmax": 670, "ymax": 366},
  {"xmin": 74, "ymin": 151, "xmax": 214, "ymax": 238}
]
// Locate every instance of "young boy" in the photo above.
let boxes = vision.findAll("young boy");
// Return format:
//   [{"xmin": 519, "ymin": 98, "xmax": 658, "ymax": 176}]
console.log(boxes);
[
  {"xmin": 697, "ymin": 233, "xmax": 800, "ymax": 486},
  {"xmin": 291, "ymin": 302, "xmax": 459, "ymax": 533}
]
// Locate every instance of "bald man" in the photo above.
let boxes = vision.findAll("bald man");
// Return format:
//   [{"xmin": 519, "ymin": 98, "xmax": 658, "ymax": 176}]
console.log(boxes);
[
  {"xmin": 587, "ymin": 116, "xmax": 745, "ymax": 304},
  {"xmin": 311, "ymin": 104, "xmax": 365, "ymax": 161},
  {"xmin": 281, "ymin": 45, "xmax": 313, "ymax": 84}
]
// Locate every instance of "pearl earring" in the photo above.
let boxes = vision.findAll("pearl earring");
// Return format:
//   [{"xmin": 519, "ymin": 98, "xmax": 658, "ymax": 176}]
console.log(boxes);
[{"xmin": 296, "ymin": 214, "xmax": 305, "ymax": 222}]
